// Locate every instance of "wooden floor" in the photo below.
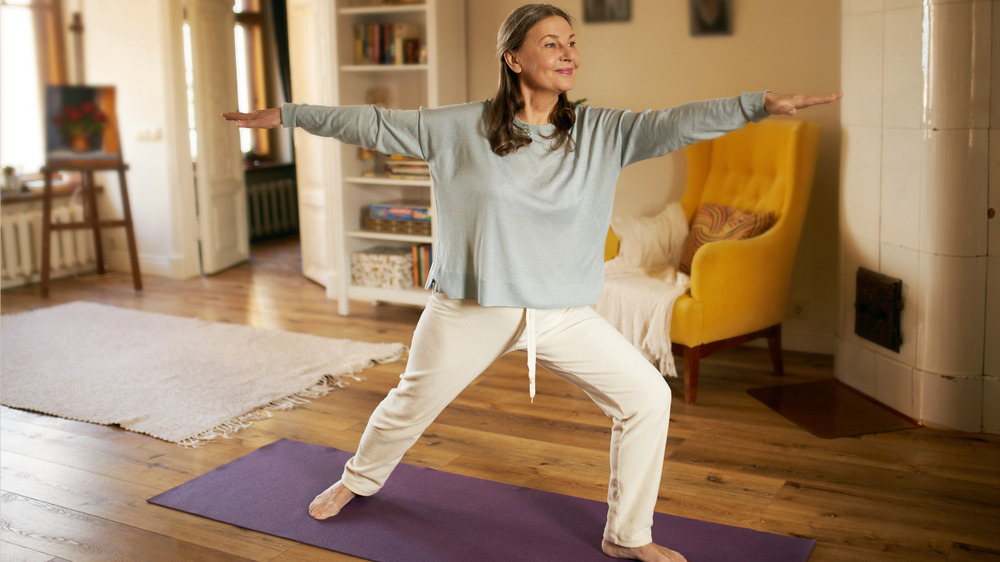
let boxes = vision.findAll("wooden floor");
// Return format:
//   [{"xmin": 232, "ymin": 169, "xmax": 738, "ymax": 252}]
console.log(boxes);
[{"xmin": 2, "ymin": 236, "xmax": 999, "ymax": 562}]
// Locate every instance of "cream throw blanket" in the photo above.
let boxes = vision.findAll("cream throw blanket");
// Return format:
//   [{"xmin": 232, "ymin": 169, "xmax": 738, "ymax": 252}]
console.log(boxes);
[{"xmin": 595, "ymin": 202, "xmax": 690, "ymax": 377}]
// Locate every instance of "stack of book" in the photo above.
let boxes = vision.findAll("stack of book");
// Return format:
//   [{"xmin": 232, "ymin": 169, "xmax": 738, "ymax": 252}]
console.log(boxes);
[
  {"xmin": 384, "ymin": 155, "xmax": 430, "ymax": 181},
  {"xmin": 353, "ymin": 23, "xmax": 421, "ymax": 65},
  {"xmin": 364, "ymin": 199, "xmax": 432, "ymax": 236}
]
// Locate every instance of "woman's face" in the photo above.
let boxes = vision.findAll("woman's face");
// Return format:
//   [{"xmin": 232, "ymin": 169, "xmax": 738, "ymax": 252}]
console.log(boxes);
[{"xmin": 504, "ymin": 15, "xmax": 579, "ymax": 98}]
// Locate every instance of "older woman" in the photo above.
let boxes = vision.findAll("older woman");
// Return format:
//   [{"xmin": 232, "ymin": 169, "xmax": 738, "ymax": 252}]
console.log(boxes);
[{"xmin": 225, "ymin": 4, "xmax": 839, "ymax": 561}]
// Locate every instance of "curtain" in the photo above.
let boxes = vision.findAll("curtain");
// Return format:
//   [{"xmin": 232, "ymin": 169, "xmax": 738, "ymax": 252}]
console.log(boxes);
[
  {"xmin": 268, "ymin": 0, "xmax": 291, "ymax": 102},
  {"xmin": 32, "ymin": 0, "xmax": 67, "ymax": 85}
]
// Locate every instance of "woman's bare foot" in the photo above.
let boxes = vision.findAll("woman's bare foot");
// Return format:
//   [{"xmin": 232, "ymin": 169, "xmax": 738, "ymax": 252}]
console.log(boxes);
[
  {"xmin": 602, "ymin": 539, "xmax": 688, "ymax": 562},
  {"xmin": 308, "ymin": 480, "xmax": 357, "ymax": 520}
]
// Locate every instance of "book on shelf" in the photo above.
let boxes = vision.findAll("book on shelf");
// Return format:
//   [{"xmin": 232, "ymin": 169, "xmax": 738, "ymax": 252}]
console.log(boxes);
[
  {"xmin": 369, "ymin": 198, "xmax": 431, "ymax": 222},
  {"xmin": 412, "ymin": 243, "xmax": 432, "ymax": 287},
  {"xmin": 353, "ymin": 23, "xmax": 421, "ymax": 65}
]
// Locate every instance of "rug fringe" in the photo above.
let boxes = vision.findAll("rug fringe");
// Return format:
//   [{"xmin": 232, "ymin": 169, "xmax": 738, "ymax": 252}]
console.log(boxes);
[{"xmin": 177, "ymin": 346, "xmax": 408, "ymax": 448}]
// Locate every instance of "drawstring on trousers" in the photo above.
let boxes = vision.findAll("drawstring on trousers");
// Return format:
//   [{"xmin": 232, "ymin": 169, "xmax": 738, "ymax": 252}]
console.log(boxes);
[{"xmin": 526, "ymin": 308, "xmax": 536, "ymax": 403}]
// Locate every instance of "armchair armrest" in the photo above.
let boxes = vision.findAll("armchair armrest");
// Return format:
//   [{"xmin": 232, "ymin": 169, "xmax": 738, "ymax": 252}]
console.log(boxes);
[{"xmin": 688, "ymin": 222, "xmax": 796, "ymax": 339}]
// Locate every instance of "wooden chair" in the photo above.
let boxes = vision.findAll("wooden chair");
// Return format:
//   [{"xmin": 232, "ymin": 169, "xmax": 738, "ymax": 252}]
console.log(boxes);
[{"xmin": 605, "ymin": 120, "xmax": 822, "ymax": 404}]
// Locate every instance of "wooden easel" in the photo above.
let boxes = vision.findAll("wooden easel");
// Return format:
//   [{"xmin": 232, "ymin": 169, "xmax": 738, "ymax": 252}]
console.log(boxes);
[{"xmin": 39, "ymin": 162, "xmax": 141, "ymax": 297}]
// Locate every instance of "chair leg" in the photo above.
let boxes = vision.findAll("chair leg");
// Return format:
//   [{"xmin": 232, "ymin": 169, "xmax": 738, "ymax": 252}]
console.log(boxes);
[
  {"xmin": 682, "ymin": 346, "xmax": 701, "ymax": 405},
  {"xmin": 767, "ymin": 324, "xmax": 785, "ymax": 376}
]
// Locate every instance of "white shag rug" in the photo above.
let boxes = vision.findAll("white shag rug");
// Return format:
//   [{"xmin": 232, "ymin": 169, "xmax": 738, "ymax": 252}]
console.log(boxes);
[{"xmin": 0, "ymin": 301, "xmax": 407, "ymax": 445}]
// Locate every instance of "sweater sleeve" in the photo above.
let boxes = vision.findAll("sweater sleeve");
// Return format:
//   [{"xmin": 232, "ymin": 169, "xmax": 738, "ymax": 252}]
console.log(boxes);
[
  {"xmin": 281, "ymin": 103, "xmax": 426, "ymax": 159},
  {"xmin": 617, "ymin": 91, "xmax": 769, "ymax": 168}
]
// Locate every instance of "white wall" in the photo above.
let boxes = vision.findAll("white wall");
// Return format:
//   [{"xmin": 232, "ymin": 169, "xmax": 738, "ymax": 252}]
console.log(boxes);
[{"xmin": 467, "ymin": 0, "xmax": 843, "ymax": 353}]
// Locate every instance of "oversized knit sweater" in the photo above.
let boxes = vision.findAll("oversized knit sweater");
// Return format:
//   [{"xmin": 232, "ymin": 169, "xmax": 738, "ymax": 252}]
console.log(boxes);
[{"xmin": 281, "ymin": 92, "xmax": 769, "ymax": 309}]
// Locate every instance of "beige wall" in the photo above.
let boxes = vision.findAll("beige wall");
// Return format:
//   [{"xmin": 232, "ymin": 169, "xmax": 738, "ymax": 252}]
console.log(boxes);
[{"xmin": 466, "ymin": 0, "xmax": 842, "ymax": 353}]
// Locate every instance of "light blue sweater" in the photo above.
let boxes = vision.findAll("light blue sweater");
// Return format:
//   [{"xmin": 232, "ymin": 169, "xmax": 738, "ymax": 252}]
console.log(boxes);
[{"xmin": 282, "ymin": 92, "xmax": 769, "ymax": 308}]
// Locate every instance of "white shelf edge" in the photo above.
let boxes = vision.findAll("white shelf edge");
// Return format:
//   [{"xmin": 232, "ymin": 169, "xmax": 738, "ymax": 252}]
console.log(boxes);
[
  {"xmin": 345, "ymin": 176, "xmax": 431, "ymax": 187},
  {"xmin": 338, "ymin": 4, "xmax": 427, "ymax": 16},
  {"xmin": 341, "ymin": 64, "xmax": 428, "ymax": 73},
  {"xmin": 347, "ymin": 230, "xmax": 432, "ymax": 244}
]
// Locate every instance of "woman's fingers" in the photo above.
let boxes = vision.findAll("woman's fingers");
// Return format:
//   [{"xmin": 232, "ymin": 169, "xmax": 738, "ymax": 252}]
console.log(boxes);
[
  {"xmin": 764, "ymin": 91, "xmax": 843, "ymax": 116},
  {"xmin": 221, "ymin": 107, "xmax": 280, "ymax": 128}
]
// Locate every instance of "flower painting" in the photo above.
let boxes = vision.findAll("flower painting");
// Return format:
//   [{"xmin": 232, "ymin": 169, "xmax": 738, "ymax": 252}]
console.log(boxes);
[{"xmin": 45, "ymin": 85, "xmax": 121, "ymax": 165}]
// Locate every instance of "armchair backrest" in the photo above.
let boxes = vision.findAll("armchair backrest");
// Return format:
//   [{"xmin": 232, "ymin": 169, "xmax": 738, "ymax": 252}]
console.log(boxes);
[{"xmin": 682, "ymin": 120, "xmax": 822, "ymax": 242}]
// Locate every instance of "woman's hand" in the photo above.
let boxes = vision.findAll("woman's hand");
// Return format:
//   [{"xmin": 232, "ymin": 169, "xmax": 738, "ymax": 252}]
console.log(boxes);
[
  {"xmin": 222, "ymin": 107, "xmax": 281, "ymax": 128},
  {"xmin": 764, "ymin": 92, "xmax": 843, "ymax": 116}
]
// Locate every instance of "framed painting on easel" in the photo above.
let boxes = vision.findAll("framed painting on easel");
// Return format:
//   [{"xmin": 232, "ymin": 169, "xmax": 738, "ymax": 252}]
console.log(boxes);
[
  {"xmin": 44, "ymin": 85, "xmax": 122, "ymax": 167},
  {"xmin": 38, "ymin": 84, "xmax": 140, "ymax": 297}
]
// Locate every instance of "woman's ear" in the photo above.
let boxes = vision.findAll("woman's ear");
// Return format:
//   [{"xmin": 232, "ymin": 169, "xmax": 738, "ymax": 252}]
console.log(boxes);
[{"xmin": 503, "ymin": 50, "xmax": 521, "ymax": 73}]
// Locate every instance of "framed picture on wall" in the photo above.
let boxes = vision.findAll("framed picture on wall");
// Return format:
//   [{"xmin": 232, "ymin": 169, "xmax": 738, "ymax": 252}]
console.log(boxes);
[
  {"xmin": 45, "ymin": 85, "xmax": 122, "ymax": 166},
  {"xmin": 690, "ymin": 0, "xmax": 732, "ymax": 36},
  {"xmin": 583, "ymin": 0, "xmax": 631, "ymax": 23}
]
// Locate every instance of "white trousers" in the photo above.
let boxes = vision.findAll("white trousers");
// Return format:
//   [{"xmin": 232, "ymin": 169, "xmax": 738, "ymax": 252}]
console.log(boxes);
[{"xmin": 341, "ymin": 292, "xmax": 672, "ymax": 547}]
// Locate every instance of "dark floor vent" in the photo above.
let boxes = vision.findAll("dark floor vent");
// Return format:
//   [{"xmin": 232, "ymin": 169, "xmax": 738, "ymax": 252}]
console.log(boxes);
[{"xmin": 855, "ymin": 267, "xmax": 903, "ymax": 352}]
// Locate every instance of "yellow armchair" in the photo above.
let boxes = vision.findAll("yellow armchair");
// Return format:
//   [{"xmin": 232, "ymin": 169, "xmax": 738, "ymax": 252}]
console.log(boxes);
[{"xmin": 606, "ymin": 120, "xmax": 821, "ymax": 404}]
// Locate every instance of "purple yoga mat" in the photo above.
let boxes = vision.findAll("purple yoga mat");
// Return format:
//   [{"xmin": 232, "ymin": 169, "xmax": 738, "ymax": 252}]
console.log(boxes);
[{"xmin": 149, "ymin": 439, "xmax": 814, "ymax": 562}]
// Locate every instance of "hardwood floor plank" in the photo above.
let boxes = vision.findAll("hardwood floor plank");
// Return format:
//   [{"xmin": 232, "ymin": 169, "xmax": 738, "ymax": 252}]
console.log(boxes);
[
  {"xmin": 1, "ymin": 452, "xmax": 290, "ymax": 561},
  {"xmin": 947, "ymin": 543, "xmax": 1000, "ymax": 562},
  {"xmin": 0, "ymin": 541, "xmax": 69, "ymax": 562},
  {"xmin": 1, "ymin": 492, "xmax": 254, "ymax": 562}
]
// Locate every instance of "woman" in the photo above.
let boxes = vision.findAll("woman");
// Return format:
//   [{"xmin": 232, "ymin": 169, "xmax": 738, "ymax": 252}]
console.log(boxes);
[{"xmin": 225, "ymin": 5, "xmax": 840, "ymax": 561}]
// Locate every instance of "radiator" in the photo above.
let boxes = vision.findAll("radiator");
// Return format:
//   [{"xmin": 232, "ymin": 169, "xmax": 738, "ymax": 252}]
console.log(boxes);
[
  {"xmin": 1, "ymin": 202, "xmax": 96, "ymax": 289},
  {"xmin": 246, "ymin": 177, "xmax": 299, "ymax": 241}
]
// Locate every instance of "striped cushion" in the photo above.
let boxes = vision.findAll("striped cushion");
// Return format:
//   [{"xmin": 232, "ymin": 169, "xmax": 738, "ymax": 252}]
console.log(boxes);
[{"xmin": 679, "ymin": 204, "xmax": 775, "ymax": 274}]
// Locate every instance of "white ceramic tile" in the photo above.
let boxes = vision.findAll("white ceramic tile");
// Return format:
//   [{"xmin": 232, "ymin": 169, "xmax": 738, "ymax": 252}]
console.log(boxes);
[
  {"xmin": 881, "ymin": 129, "xmax": 923, "ymax": 250},
  {"xmin": 842, "ymin": 12, "xmax": 884, "ymax": 127},
  {"xmin": 916, "ymin": 253, "xmax": 987, "ymax": 375},
  {"xmin": 841, "ymin": 126, "xmax": 882, "ymax": 242},
  {"xmin": 880, "ymin": 243, "xmax": 919, "ymax": 366},
  {"xmin": 920, "ymin": 129, "xmax": 989, "ymax": 257},
  {"xmin": 840, "ymin": 237, "xmax": 881, "ymax": 345},
  {"xmin": 985, "ymin": 256, "xmax": 1000, "ymax": 376},
  {"xmin": 925, "ymin": 1, "xmax": 991, "ymax": 130},
  {"xmin": 883, "ymin": 6, "xmax": 925, "ymax": 129},
  {"xmin": 875, "ymin": 355, "xmax": 915, "ymax": 416},
  {"xmin": 991, "ymin": 130, "xmax": 1000, "ymax": 256},
  {"xmin": 913, "ymin": 369, "xmax": 983, "ymax": 432},
  {"xmin": 984, "ymin": 376, "xmax": 1000, "ymax": 434},
  {"xmin": 837, "ymin": 338, "xmax": 878, "ymax": 396}
]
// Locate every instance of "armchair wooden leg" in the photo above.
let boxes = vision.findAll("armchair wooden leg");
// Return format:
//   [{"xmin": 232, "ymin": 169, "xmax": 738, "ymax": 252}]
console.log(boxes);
[
  {"xmin": 766, "ymin": 324, "xmax": 784, "ymax": 376},
  {"xmin": 682, "ymin": 346, "xmax": 701, "ymax": 405}
]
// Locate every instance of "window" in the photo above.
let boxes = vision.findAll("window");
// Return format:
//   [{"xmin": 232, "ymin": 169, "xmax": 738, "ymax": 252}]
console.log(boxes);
[
  {"xmin": 0, "ymin": 0, "xmax": 66, "ymax": 176},
  {"xmin": 234, "ymin": 0, "xmax": 270, "ymax": 161}
]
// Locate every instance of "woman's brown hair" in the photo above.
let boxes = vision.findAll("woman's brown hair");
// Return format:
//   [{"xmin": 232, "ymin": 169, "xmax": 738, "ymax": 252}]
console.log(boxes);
[{"xmin": 486, "ymin": 4, "xmax": 576, "ymax": 156}]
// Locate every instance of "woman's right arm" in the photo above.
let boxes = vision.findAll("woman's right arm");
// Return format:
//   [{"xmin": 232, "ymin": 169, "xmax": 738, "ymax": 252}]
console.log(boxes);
[{"xmin": 224, "ymin": 103, "xmax": 425, "ymax": 159}]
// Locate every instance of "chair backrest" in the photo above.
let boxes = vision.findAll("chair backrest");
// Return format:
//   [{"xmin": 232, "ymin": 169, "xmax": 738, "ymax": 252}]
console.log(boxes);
[
  {"xmin": 681, "ymin": 119, "xmax": 821, "ymax": 252},
  {"xmin": 605, "ymin": 120, "xmax": 821, "ymax": 263}
]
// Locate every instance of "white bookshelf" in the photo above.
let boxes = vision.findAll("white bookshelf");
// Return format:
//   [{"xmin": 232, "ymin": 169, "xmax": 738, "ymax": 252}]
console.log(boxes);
[{"xmin": 288, "ymin": 0, "xmax": 466, "ymax": 315}]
